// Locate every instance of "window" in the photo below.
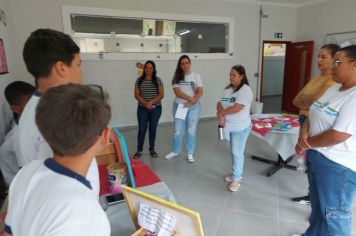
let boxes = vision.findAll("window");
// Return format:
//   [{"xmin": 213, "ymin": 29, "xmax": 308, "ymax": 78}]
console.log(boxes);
[{"xmin": 62, "ymin": 6, "xmax": 234, "ymax": 60}]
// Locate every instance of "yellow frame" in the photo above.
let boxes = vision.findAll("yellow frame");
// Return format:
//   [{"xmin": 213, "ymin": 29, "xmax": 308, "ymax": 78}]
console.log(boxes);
[{"xmin": 122, "ymin": 185, "xmax": 204, "ymax": 236}]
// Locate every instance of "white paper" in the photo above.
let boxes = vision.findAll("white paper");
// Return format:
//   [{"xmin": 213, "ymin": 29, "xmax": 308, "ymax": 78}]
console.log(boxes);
[
  {"xmin": 174, "ymin": 103, "xmax": 188, "ymax": 120},
  {"xmin": 138, "ymin": 203, "xmax": 176, "ymax": 236}
]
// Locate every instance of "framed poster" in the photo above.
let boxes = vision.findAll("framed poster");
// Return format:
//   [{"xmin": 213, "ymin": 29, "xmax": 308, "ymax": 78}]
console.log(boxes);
[
  {"xmin": 122, "ymin": 185, "xmax": 204, "ymax": 236},
  {"xmin": 0, "ymin": 39, "xmax": 8, "ymax": 75}
]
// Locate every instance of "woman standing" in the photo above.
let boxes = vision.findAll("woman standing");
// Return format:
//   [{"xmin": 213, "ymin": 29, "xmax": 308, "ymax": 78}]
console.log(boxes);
[
  {"xmin": 217, "ymin": 65, "xmax": 253, "ymax": 192},
  {"xmin": 134, "ymin": 60, "xmax": 164, "ymax": 159},
  {"xmin": 296, "ymin": 45, "xmax": 356, "ymax": 235},
  {"xmin": 292, "ymin": 44, "xmax": 340, "ymax": 205},
  {"xmin": 164, "ymin": 55, "xmax": 203, "ymax": 163}
]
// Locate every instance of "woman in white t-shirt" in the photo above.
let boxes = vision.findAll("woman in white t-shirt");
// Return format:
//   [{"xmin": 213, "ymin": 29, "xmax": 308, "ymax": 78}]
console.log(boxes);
[
  {"xmin": 217, "ymin": 65, "xmax": 253, "ymax": 192},
  {"xmin": 164, "ymin": 55, "xmax": 203, "ymax": 163},
  {"xmin": 296, "ymin": 45, "xmax": 356, "ymax": 236}
]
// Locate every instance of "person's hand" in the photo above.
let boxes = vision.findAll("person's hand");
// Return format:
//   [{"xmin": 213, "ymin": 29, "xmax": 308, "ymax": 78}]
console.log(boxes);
[
  {"xmin": 183, "ymin": 102, "xmax": 192, "ymax": 108},
  {"xmin": 295, "ymin": 133, "xmax": 311, "ymax": 155},
  {"xmin": 218, "ymin": 115, "xmax": 226, "ymax": 127},
  {"xmin": 145, "ymin": 101, "xmax": 154, "ymax": 110},
  {"xmin": 189, "ymin": 96, "xmax": 197, "ymax": 104}
]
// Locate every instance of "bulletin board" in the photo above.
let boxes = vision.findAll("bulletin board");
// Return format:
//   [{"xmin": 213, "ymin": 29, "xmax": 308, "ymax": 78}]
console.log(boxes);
[
  {"xmin": 122, "ymin": 185, "xmax": 204, "ymax": 236},
  {"xmin": 0, "ymin": 39, "xmax": 8, "ymax": 75}
]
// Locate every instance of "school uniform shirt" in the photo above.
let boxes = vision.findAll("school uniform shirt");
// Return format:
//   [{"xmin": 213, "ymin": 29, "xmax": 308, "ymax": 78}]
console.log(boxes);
[
  {"xmin": 309, "ymin": 83, "xmax": 356, "ymax": 172},
  {"xmin": 173, "ymin": 72, "xmax": 203, "ymax": 104},
  {"xmin": 0, "ymin": 124, "xmax": 20, "ymax": 185},
  {"xmin": 4, "ymin": 159, "xmax": 110, "ymax": 236},
  {"xmin": 220, "ymin": 85, "xmax": 253, "ymax": 140},
  {"xmin": 16, "ymin": 93, "xmax": 100, "ymax": 197}
]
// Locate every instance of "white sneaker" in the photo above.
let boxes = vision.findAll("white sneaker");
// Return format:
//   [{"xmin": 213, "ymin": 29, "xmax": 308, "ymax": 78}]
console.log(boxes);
[
  {"xmin": 187, "ymin": 154, "xmax": 195, "ymax": 163},
  {"xmin": 164, "ymin": 152, "xmax": 178, "ymax": 160}
]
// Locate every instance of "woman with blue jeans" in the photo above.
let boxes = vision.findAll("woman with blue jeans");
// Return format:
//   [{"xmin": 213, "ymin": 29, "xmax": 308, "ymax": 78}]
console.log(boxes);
[
  {"xmin": 296, "ymin": 45, "xmax": 356, "ymax": 235},
  {"xmin": 134, "ymin": 61, "xmax": 164, "ymax": 159},
  {"xmin": 217, "ymin": 65, "xmax": 253, "ymax": 192},
  {"xmin": 164, "ymin": 55, "xmax": 203, "ymax": 163}
]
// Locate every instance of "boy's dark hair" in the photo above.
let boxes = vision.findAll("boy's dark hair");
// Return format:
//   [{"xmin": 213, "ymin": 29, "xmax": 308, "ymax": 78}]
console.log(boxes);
[
  {"xmin": 172, "ymin": 55, "xmax": 191, "ymax": 85},
  {"xmin": 4, "ymin": 81, "xmax": 35, "ymax": 105},
  {"xmin": 23, "ymin": 28, "xmax": 80, "ymax": 80},
  {"xmin": 36, "ymin": 84, "xmax": 111, "ymax": 156}
]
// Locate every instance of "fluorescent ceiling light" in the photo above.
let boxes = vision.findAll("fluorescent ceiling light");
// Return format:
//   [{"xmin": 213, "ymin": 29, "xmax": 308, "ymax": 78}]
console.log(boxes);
[{"xmin": 178, "ymin": 29, "xmax": 190, "ymax": 36}]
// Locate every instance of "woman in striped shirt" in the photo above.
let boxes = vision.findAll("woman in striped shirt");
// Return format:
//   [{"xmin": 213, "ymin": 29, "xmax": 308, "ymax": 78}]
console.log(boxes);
[{"xmin": 134, "ymin": 61, "xmax": 164, "ymax": 159}]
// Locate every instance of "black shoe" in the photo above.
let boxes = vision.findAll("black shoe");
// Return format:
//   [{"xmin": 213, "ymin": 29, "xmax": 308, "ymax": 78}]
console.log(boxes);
[
  {"xmin": 292, "ymin": 195, "xmax": 311, "ymax": 205},
  {"xmin": 149, "ymin": 150, "xmax": 158, "ymax": 158},
  {"xmin": 133, "ymin": 152, "xmax": 142, "ymax": 159}
]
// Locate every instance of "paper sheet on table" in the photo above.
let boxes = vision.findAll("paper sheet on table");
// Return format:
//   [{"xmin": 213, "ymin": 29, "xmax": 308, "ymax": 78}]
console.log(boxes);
[
  {"xmin": 138, "ymin": 203, "xmax": 176, "ymax": 236},
  {"xmin": 175, "ymin": 103, "xmax": 188, "ymax": 120}
]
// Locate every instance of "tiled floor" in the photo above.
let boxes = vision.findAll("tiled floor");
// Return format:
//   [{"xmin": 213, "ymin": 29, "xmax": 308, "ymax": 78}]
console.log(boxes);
[{"xmin": 119, "ymin": 119, "xmax": 356, "ymax": 236}]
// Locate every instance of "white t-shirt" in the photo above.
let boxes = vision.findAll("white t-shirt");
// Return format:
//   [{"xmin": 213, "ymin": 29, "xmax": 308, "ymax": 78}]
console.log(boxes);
[
  {"xmin": 0, "ymin": 124, "xmax": 20, "ymax": 185},
  {"xmin": 16, "ymin": 93, "xmax": 100, "ymax": 197},
  {"xmin": 5, "ymin": 159, "xmax": 110, "ymax": 236},
  {"xmin": 220, "ymin": 85, "xmax": 253, "ymax": 139},
  {"xmin": 173, "ymin": 72, "xmax": 203, "ymax": 104},
  {"xmin": 309, "ymin": 84, "xmax": 356, "ymax": 172}
]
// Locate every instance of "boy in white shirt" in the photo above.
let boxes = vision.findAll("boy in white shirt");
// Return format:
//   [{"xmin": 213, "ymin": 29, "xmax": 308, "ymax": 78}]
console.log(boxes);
[
  {"xmin": 15, "ymin": 29, "xmax": 100, "ymax": 196},
  {"xmin": 0, "ymin": 81, "xmax": 35, "ymax": 186},
  {"xmin": 4, "ymin": 84, "xmax": 111, "ymax": 236}
]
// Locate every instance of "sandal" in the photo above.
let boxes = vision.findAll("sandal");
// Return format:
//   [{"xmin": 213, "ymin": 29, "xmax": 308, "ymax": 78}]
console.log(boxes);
[
  {"xmin": 149, "ymin": 150, "xmax": 158, "ymax": 158},
  {"xmin": 133, "ymin": 152, "xmax": 142, "ymax": 159}
]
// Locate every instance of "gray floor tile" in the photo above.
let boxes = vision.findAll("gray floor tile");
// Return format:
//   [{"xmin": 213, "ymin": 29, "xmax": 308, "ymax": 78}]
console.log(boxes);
[
  {"xmin": 279, "ymin": 220, "xmax": 308, "ymax": 236},
  {"xmin": 178, "ymin": 179, "xmax": 230, "ymax": 209},
  {"xmin": 217, "ymin": 210, "xmax": 279, "ymax": 236},
  {"xmin": 178, "ymin": 201, "xmax": 224, "ymax": 236}
]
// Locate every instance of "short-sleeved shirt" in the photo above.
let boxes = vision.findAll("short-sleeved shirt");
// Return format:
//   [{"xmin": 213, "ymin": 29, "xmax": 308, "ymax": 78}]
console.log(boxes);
[
  {"xmin": 173, "ymin": 72, "xmax": 203, "ymax": 104},
  {"xmin": 0, "ymin": 124, "xmax": 20, "ymax": 185},
  {"xmin": 5, "ymin": 159, "xmax": 110, "ymax": 236},
  {"xmin": 16, "ymin": 93, "xmax": 100, "ymax": 197},
  {"xmin": 135, "ymin": 77, "xmax": 163, "ymax": 106},
  {"xmin": 309, "ymin": 84, "xmax": 356, "ymax": 171},
  {"xmin": 220, "ymin": 85, "xmax": 253, "ymax": 138}
]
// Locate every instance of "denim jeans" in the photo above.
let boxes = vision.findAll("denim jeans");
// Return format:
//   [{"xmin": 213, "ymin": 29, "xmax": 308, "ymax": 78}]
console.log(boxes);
[
  {"xmin": 303, "ymin": 149, "xmax": 356, "ymax": 236},
  {"xmin": 171, "ymin": 102, "xmax": 201, "ymax": 155},
  {"xmin": 137, "ymin": 105, "xmax": 162, "ymax": 152},
  {"xmin": 229, "ymin": 125, "xmax": 251, "ymax": 181}
]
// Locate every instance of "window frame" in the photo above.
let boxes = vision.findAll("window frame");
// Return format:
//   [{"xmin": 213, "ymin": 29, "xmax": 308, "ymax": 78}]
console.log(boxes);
[{"xmin": 62, "ymin": 5, "xmax": 234, "ymax": 61}]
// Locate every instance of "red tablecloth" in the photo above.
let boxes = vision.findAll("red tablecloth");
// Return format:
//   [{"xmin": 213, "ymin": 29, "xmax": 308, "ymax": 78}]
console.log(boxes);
[{"xmin": 252, "ymin": 114, "xmax": 299, "ymax": 136}]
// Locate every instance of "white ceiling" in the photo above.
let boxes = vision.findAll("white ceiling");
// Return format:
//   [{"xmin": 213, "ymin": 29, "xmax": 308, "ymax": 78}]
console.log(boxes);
[{"xmin": 223, "ymin": 0, "xmax": 328, "ymax": 7}]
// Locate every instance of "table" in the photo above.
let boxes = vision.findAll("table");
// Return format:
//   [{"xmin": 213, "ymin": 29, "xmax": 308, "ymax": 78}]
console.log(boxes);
[
  {"xmin": 245, "ymin": 114, "xmax": 300, "ymax": 176},
  {"xmin": 101, "ymin": 181, "xmax": 176, "ymax": 236}
]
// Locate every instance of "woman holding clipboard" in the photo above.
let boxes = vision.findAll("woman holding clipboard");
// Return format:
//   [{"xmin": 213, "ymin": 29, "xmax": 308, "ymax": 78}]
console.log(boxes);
[{"xmin": 164, "ymin": 55, "xmax": 203, "ymax": 163}]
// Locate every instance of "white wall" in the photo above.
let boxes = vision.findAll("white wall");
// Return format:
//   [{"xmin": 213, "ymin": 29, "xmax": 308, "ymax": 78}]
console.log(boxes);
[
  {"xmin": 296, "ymin": 0, "xmax": 356, "ymax": 75},
  {"xmin": 0, "ymin": 0, "xmax": 17, "ymax": 140},
  {"xmin": 6, "ymin": 0, "xmax": 297, "ymax": 127}
]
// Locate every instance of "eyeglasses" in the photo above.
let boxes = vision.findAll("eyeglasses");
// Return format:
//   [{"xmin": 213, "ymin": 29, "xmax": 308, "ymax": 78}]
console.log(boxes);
[{"xmin": 331, "ymin": 59, "xmax": 356, "ymax": 69}]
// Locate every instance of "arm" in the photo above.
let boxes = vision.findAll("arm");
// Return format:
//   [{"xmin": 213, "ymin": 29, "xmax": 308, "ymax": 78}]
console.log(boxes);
[
  {"xmin": 134, "ymin": 85, "xmax": 147, "ymax": 105},
  {"xmin": 219, "ymin": 103, "xmax": 245, "ymax": 116},
  {"xmin": 307, "ymin": 130, "xmax": 351, "ymax": 148},
  {"xmin": 173, "ymin": 87, "xmax": 194, "ymax": 103},
  {"xmin": 192, "ymin": 87, "xmax": 203, "ymax": 103},
  {"xmin": 295, "ymin": 118, "xmax": 311, "ymax": 155},
  {"xmin": 216, "ymin": 102, "xmax": 225, "ymax": 126}
]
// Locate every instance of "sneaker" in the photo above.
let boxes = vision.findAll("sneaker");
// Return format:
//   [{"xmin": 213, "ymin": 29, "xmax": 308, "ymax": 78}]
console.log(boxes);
[
  {"xmin": 150, "ymin": 150, "xmax": 158, "ymax": 158},
  {"xmin": 292, "ymin": 195, "xmax": 311, "ymax": 205},
  {"xmin": 133, "ymin": 151, "xmax": 142, "ymax": 159},
  {"xmin": 164, "ymin": 152, "xmax": 178, "ymax": 160},
  {"xmin": 187, "ymin": 154, "xmax": 195, "ymax": 163},
  {"xmin": 227, "ymin": 180, "xmax": 241, "ymax": 192},
  {"xmin": 224, "ymin": 174, "xmax": 233, "ymax": 182}
]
